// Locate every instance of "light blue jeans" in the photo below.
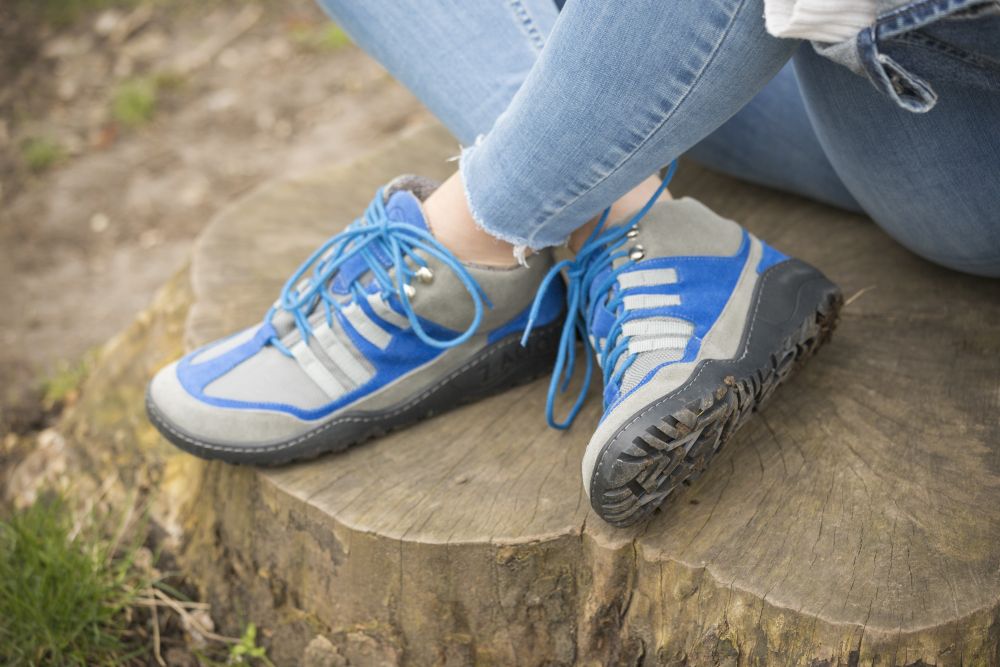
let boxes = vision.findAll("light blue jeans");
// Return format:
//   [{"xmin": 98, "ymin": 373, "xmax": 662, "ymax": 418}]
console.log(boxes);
[{"xmin": 317, "ymin": 0, "xmax": 1000, "ymax": 277}]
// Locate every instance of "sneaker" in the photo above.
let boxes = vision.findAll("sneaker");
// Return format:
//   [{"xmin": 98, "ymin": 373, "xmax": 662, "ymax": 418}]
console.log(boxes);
[
  {"xmin": 147, "ymin": 176, "xmax": 565, "ymax": 465},
  {"xmin": 524, "ymin": 179, "xmax": 842, "ymax": 526}
]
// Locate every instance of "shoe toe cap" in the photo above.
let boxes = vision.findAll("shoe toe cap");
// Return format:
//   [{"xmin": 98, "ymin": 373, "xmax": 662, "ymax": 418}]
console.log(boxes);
[{"xmin": 148, "ymin": 357, "xmax": 319, "ymax": 450}]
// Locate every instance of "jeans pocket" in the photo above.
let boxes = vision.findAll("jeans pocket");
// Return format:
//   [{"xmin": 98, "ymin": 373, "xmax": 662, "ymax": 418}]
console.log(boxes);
[{"xmin": 857, "ymin": 0, "xmax": 1000, "ymax": 112}]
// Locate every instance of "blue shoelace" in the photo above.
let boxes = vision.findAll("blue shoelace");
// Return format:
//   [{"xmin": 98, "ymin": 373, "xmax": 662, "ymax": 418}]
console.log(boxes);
[
  {"xmin": 521, "ymin": 161, "xmax": 678, "ymax": 429},
  {"xmin": 267, "ymin": 188, "xmax": 491, "ymax": 355}
]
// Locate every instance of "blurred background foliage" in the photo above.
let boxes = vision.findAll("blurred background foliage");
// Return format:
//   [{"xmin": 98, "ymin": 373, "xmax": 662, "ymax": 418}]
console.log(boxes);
[{"xmin": 1, "ymin": 0, "xmax": 427, "ymax": 662}]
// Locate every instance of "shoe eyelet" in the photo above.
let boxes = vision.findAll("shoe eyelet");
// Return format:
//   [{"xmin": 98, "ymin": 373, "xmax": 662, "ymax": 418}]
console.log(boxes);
[
  {"xmin": 415, "ymin": 266, "xmax": 434, "ymax": 284},
  {"xmin": 629, "ymin": 245, "xmax": 645, "ymax": 261},
  {"xmin": 403, "ymin": 284, "xmax": 417, "ymax": 299},
  {"xmin": 626, "ymin": 227, "xmax": 639, "ymax": 239}
]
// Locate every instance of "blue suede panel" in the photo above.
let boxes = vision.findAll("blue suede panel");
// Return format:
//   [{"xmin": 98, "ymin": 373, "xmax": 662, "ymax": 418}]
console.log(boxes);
[
  {"xmin": 176, "ymin": 317, "xmax": 444, "ymax": 421},
  {"xmin": 756, "ymin": 241, "xmax": 788, "ymax": 274},
  {"xmin": 332, "ymin": 191, "xmax": 427, "ymax": 294},
  {"xmin": 177, "ymin": 324, "xmax": 274, "ymax": 399},
  {"xmin": 603, "ymin": 231, "xmax": 753, "ymax": 413}
]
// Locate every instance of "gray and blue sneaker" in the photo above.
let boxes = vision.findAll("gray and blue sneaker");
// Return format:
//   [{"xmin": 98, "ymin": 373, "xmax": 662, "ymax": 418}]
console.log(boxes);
[
  {"xmin": 147, "ymin": 176, "xmax": 565, "ymax": 465},
  {"xmin": 523, "ymin": 175, "xmax": 842, "ymax": 527}
]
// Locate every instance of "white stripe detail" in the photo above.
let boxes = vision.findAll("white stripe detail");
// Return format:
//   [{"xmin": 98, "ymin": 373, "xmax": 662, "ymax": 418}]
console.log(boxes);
[
  {"xmin": 618, "ymin": 268, "xmax": 678, "ymax": 289},
  {"xmin": 623, "ymin": 294, "xmax": 681, "ymax": 310},
  {"xmin": 312, "ymin": 322, "xmax": 373, "ymax": 386},
  {"xmin": 341, "ymin": 304, "xmax": 393, "ymax": 350},
  {"xmin": 628, "ymin": 336, "xmax": 691, "ymax": 355},
  {"xmin": 366, "ymin": 294, "xmax": 410, "ymax": 329},
  {"xmin": 291, "ymin": 340, "xmax": 346, "ymax": 399},
  {"xmin": 622, "ymin": 319, "xmax": 693, "ymax": 338}
]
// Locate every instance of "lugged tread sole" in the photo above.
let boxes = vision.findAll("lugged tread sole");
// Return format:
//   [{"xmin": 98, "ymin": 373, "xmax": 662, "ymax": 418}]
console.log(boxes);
[
  {"xmin": 147, "ymin": 319, "xmax": 562, "ymax": 466},
  {"xmin": 590, "ymin": 260, "xmax": 843, "ymax": 527}
]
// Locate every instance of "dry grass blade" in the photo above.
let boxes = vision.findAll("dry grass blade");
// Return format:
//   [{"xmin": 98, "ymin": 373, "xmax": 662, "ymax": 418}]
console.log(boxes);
[{"xmin": 152, "ymin": 588, "xmax": 240, "ymax": 644}]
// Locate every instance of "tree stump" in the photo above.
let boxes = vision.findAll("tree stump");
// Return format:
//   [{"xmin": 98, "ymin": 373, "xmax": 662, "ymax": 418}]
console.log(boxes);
[{"xmin": 173, "ymin": 124, "xmax": 1000, "ymax": 666}]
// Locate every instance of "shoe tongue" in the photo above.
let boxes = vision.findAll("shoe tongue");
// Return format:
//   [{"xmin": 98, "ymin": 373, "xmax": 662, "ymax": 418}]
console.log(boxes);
[
  {"xmin": 270, "ymin": 189, "xmax": 430, "ymax": 340},
  {"xmin": 330, "ymin": 189, "xmax": 428, "ymax": 295},
  {"xmin": 384, "ymin": 189, "xmax": 430, "ymax": 231}
]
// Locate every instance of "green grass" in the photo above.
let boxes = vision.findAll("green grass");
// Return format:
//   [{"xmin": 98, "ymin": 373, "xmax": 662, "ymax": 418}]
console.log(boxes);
[
  {"xmin": 0, "ymin": 496, "xmax": 149, "ymax": 666},
  {"xmin": 40, "ymin": 353, "xmax": 93, "ymax": 410},
  {"xmin": 0, "ymin": 494, "xmax": 276, "ymax": 666},
  {"xmin": 112, "ymin": 77, "xmax": 159, "ymax": 128},
  {"xmin": 196, "ymin": 624, "xmax": 275, "ymax": 667},
  {"xmin": 21, "ymin": 137, "xmax": 66, "ymax": 173},
  {"xmin": 289, "ymin": 24, "xmax": 352, "ymax": 52}
]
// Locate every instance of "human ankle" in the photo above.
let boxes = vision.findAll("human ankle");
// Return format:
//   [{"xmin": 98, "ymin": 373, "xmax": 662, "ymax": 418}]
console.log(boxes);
[
  {"xmin": 568, "ymin": 175, "xmax": 670, "ymax": 253},
  {"xmin": 422, "ymin": 172, "xmax": 521, "ymax": 267}
]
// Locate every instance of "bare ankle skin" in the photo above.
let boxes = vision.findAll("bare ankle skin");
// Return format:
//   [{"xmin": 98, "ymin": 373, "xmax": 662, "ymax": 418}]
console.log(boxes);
[
  {"xmin": 568, "ymin": 175, "xmax": 669, "ymax": 253},
  {"xmin": 422, "ymin": 172, "xmax": 671, "ymax": 266}
]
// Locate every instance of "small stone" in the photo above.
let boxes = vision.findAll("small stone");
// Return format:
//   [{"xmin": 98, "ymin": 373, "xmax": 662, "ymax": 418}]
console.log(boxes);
[
  {"xmin": 303, "ymin": 635, "xmax": 346, "ymax": 667},
  {"xmin": 90, "ymin": 212, "xmax": 110, "ymax": 233},
  {"xmin": 179, "ymin": 178, "xmax": 209, "ymax": 208},
  {"xmin": 182, "ymin": 609, "xmax": 215, "ymax": 648},
  {"xmin": 56, "ymin": 78, "xmax": 79, "ymax": 101},
  {"xmin": 94, "ymin": 10, "xmax": 123, "ymax": 37},
  {"xmin": 265, "ymin": 37, "xmax": 292, "ymax": 60},
  {"xmin": 123, "ymin": 30, "xmax": 169, "ymax": 60},
  {"xmin": 163, "ymin": 648, "xmax": 198, "ymax": 667},
  {"xmin": 206, "ymin": 88, "xmax": 239, "ymax": 112},
  {"xmin": 6, "ymin": 429, "xmax": 67, "ymax": 509},
  {"xmin": 43, "ymin": 35, "xmax": 93, "ymax": 59},
  {"xmin": 139, "ymin": 229, "xmax": 164, "ymax": 250}
]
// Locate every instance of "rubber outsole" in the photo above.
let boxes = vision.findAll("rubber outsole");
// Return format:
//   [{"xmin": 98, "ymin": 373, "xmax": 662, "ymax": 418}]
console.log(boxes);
[
  {"xmin": 588, "ymin": 259, "xmax": 843, "ymax": 527},
  {"xmin": 146, "ymin": 319, "xmax": 563, "ymax": 466}
]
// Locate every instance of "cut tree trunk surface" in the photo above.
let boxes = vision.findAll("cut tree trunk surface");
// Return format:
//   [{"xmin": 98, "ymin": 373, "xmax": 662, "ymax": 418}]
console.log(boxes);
[{"xmin": 179, "ymin": 124, "xmax": 1000, "ymax": 665}]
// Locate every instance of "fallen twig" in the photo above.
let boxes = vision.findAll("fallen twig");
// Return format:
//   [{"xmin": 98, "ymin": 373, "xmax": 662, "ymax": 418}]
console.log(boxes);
[
  {"xmin": 151, "ymin": 594, "xmax": 166, "ymax": 667},
  {"xmin": 153, "ymin": 588, "xmax": 240, "ymax": 645},
  {"xmin": 844, "ymin": 285, "xmax": 876, "ymax": 308}
]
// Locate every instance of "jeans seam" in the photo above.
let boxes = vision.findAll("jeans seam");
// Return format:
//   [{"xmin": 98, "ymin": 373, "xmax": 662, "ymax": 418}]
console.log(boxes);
[
  {"xmin": 523, "ymin": 0, "xmax": 751, "ymax": 249},
  {"xmin": 893, "ymin": 30, "xmax": 1000, "ymax": 69},
  {"xmin": 507, "ymin": 0, "xmax": 547, "ymax": 53},
  {"xmin": 877, "ymin": 0, "xmax": 991, "ymax": 37}
]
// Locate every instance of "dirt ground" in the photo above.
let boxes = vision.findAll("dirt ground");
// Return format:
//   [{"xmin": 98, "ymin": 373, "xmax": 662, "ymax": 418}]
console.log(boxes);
[{"xmin": 0, "ymin": 0, "xmax": 432, "ymax": 432}]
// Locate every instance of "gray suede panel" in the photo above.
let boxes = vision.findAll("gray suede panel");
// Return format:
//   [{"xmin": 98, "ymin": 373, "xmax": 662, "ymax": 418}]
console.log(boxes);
[
  {"xmin": 151, "ymin": 361, "xmax": 321, "ymax": 444},
  {"xmin": 633, "ymin": 198, "xmax": 744, "ymax": 258},
  {"xmin": 203, "ymin": 344, "xmax": 331, "ymax": 408},
  {"xmin": 581, "ymin": 236, "xmax": 763, "ymax": 494},
  {"xmin": 408, "ymin": 248, "xmax": 554, "ymax": 333}
]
